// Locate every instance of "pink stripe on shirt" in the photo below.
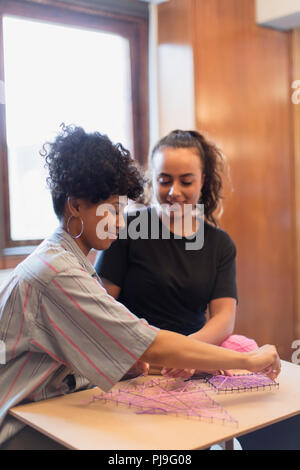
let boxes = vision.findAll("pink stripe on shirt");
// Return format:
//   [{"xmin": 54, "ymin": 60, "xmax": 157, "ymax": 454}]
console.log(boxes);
[
  {"xmin": 11, "ymin": 284, "xmax": 31, "ymax": 360},
  {"xmin": 36, "ymin": 254, "xmax": 59, "ymax": 273},
  {"xmin": 30, "ymin": 339, "xmax": 71, "ymax": 367},
  {"xmin": 0, "ymin": 352, "xmax": 33, "ymax": 407},
  {"xmin": 46, "ymin": 313, "xmax": 114, "ymax": 386},
  {"xmin": 52, "ymin": 278, "xmax": 138, "ymax": 361},
  {"xmin": 139, "ymin": 320, "xmax": 158, "ymax": 333},
  {"xmin": 78, "ymin": 268, "xmax": 158, "ymax": 331}
]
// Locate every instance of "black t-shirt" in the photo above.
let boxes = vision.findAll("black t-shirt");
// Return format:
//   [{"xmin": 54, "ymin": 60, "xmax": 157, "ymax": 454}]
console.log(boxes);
[{"xmin": 95, "ymin": 207, "xmax": 238, "ymax": 335}]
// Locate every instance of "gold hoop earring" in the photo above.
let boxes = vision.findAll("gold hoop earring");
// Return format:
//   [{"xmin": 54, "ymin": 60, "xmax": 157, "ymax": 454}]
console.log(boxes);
[{"xmin": 67, "ymin": 215, "xmax": 84, "ymax": 239}]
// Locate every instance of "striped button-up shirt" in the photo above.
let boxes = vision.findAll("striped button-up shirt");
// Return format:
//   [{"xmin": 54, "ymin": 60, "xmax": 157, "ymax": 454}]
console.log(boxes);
[{"xmin": 0, "ymin": 228, "xmax": 159, "ymax": 445}]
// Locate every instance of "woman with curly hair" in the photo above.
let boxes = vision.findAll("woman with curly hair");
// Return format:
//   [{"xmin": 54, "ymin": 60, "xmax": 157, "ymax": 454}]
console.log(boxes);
[
  {"xmin": 96, "ymin": 130, "xmax": 258, "ymax": 379},
  {"xmin": 0, "ymin": 125, "xmax": 280, "ymax": 449}
]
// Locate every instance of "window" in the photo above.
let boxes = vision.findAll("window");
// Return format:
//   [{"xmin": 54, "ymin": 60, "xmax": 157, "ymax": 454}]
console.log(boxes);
[
  {"xmin": 0, "ymin": 0, "xmax": 148, "ymax": 252},
  {"xmin": 4, "ymin": 16, "xmax": 134, "ymax": 241}
]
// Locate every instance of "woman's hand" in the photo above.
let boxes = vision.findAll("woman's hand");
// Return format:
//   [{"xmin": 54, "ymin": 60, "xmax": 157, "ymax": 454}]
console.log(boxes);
[
  {"xmin": 161, "ymin": 367, "xmax": 196, "ymax": 380},
  {"xmin": 161, "ymin": 345, "xmax": 281, "ymax": 381},
  {"xmin": 245, "ymin": 345, "xmax": 281, "ymax": 380},
  {"xmin": 121, "ymin": 360, "xmax": 150, "ymax": 380}
]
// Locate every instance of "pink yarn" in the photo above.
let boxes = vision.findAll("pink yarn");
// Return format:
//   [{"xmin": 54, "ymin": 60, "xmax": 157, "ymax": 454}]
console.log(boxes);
[{"xmin": 220, "ymin": 334, "xmax": 258, "ymax": 352}]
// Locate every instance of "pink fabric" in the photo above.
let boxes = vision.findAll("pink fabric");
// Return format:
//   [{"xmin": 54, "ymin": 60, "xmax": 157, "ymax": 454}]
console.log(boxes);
[{"xmin": 220, "ymin": 334, "xmax": 258, "ymax": 352}]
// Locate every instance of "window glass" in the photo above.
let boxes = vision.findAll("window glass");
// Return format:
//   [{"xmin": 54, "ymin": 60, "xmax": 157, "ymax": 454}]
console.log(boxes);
[{"xmin": 3, "ymin": 15, "xmax": 133, "ymax": 240}]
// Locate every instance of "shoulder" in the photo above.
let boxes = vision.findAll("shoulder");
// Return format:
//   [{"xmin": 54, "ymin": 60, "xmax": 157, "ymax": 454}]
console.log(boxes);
[
  {"xmin": 204, "ymin": 222, "xmax": 236, "ymax": 253},
  {"xmin": 17, "ymin": 238, "xmax": 82, "ymax": 288}
]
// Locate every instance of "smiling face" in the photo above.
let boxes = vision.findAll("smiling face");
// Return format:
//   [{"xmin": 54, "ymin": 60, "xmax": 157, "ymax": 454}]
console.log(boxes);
[{"xmin": 151, "ymin": 146, "xmax": 204, "ymax": 219}]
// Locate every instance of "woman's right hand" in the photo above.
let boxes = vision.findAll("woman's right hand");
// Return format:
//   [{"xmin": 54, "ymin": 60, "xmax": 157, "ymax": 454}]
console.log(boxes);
[{"xmin": 246, "ymin": 345, "xmax": 281, "ymax": 380}]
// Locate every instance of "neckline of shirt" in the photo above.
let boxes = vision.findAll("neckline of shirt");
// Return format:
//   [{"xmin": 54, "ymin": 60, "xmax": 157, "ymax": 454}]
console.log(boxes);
[
  {"xmin": 150, "ymin": 205, "xmax": 204, "ymax": 241},
  {"xmin": 50, "ymin": 227, "xmax": 97, "ymax": 278}
]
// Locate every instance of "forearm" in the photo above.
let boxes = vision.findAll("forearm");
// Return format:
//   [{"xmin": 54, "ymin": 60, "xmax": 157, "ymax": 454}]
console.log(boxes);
[
  {"xmin": 141, "ymin": 330, "xmax": 249, "ymax": 371},
  {"xmin": 190, "ymin": 311, "xmax": 235, "ymax": 345}
]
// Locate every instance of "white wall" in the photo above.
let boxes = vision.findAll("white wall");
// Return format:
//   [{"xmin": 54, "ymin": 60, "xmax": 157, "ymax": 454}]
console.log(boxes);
[
  {"xmin": 148, "ymin": 4, "xmax": 160, "ymax": 150},
  {"xmin": 148, "ymin": 3, "xmax": 195, "ymax": 147},
  {"xmin": 158, "ymin": 44, "xmax": 195, "ymax": 138},
  {"xmin": 256, "ymin": 0, "xmax": 300, "ymax": 30}
]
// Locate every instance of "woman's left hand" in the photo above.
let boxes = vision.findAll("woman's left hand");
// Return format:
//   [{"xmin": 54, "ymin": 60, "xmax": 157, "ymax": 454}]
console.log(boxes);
[{"xmin": 160, "ymin": 367, "xmax": 196, "ymax": 379}]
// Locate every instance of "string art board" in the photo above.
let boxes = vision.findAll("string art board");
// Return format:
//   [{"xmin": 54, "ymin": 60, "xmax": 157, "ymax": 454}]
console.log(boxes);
[
  {"xmin": 85, "ymin": 373, "xmax": 279, "ymax": 427},
  {"xmin": 201, "ymin": 372, "xmax": 279, "ymax": 394}
]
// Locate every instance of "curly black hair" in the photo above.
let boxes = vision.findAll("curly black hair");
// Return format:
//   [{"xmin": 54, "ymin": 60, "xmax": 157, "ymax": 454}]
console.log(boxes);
[
  {"xmin": 150, "ymin": 130, "xmax": 226, "ymax": 227},
  {"xmin": 40, "ymin": 124, "xmax": 145, "ymax": 218}
]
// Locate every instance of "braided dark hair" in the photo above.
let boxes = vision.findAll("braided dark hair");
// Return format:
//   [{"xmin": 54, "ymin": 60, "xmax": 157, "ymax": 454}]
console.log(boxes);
[
  {"xmin": 150, "ymin": 130, "xmax": 225, "ymax": 226},
  {"xmin": 40, "ymin": 124, "xmax": 145, "ymax": 218}
]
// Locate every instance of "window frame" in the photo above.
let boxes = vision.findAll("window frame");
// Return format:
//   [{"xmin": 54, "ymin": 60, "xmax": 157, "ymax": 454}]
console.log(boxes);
[{"xmin": 0, "ymin": 0, "xmax": 149, "ymax": 257}]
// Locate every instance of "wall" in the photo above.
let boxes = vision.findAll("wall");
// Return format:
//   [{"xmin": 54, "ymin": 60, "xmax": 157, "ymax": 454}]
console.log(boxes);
[
  {"xmin": 156, "ymin": 0, "xmax": 195, "ymax": 138},
  {"xmin": 157, "ymin": 0, "xmax": 296, "ymax": 359},
  {"xmin": 24, "ymin": 0, "xmax": 149, "ymax": 18},
  {"xmin": 256, "ymin": 0, "xmax": 300, "ymax": 28},
  {"xmin": 292, "ymin": 28, "xmax": 300, "ymax": 339}
]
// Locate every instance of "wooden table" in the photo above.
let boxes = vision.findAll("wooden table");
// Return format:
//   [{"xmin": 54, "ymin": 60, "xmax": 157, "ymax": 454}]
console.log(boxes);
[{"xmin": 9, "ymin": 360, "xmax": 300, "ymax": 450}]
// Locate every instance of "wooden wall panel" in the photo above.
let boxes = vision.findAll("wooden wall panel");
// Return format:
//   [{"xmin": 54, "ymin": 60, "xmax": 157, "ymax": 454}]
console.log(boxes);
[
  {"xmin": 192, "ymin": 0, "xmax": 295, "ymax": 359},
  {"xmin": 292, "ymin": 28, "xmax": 300, "ymax": 339},
  {"xmin": 157, "ymin": 0, "xmax": 195, "ymax": 137}
]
